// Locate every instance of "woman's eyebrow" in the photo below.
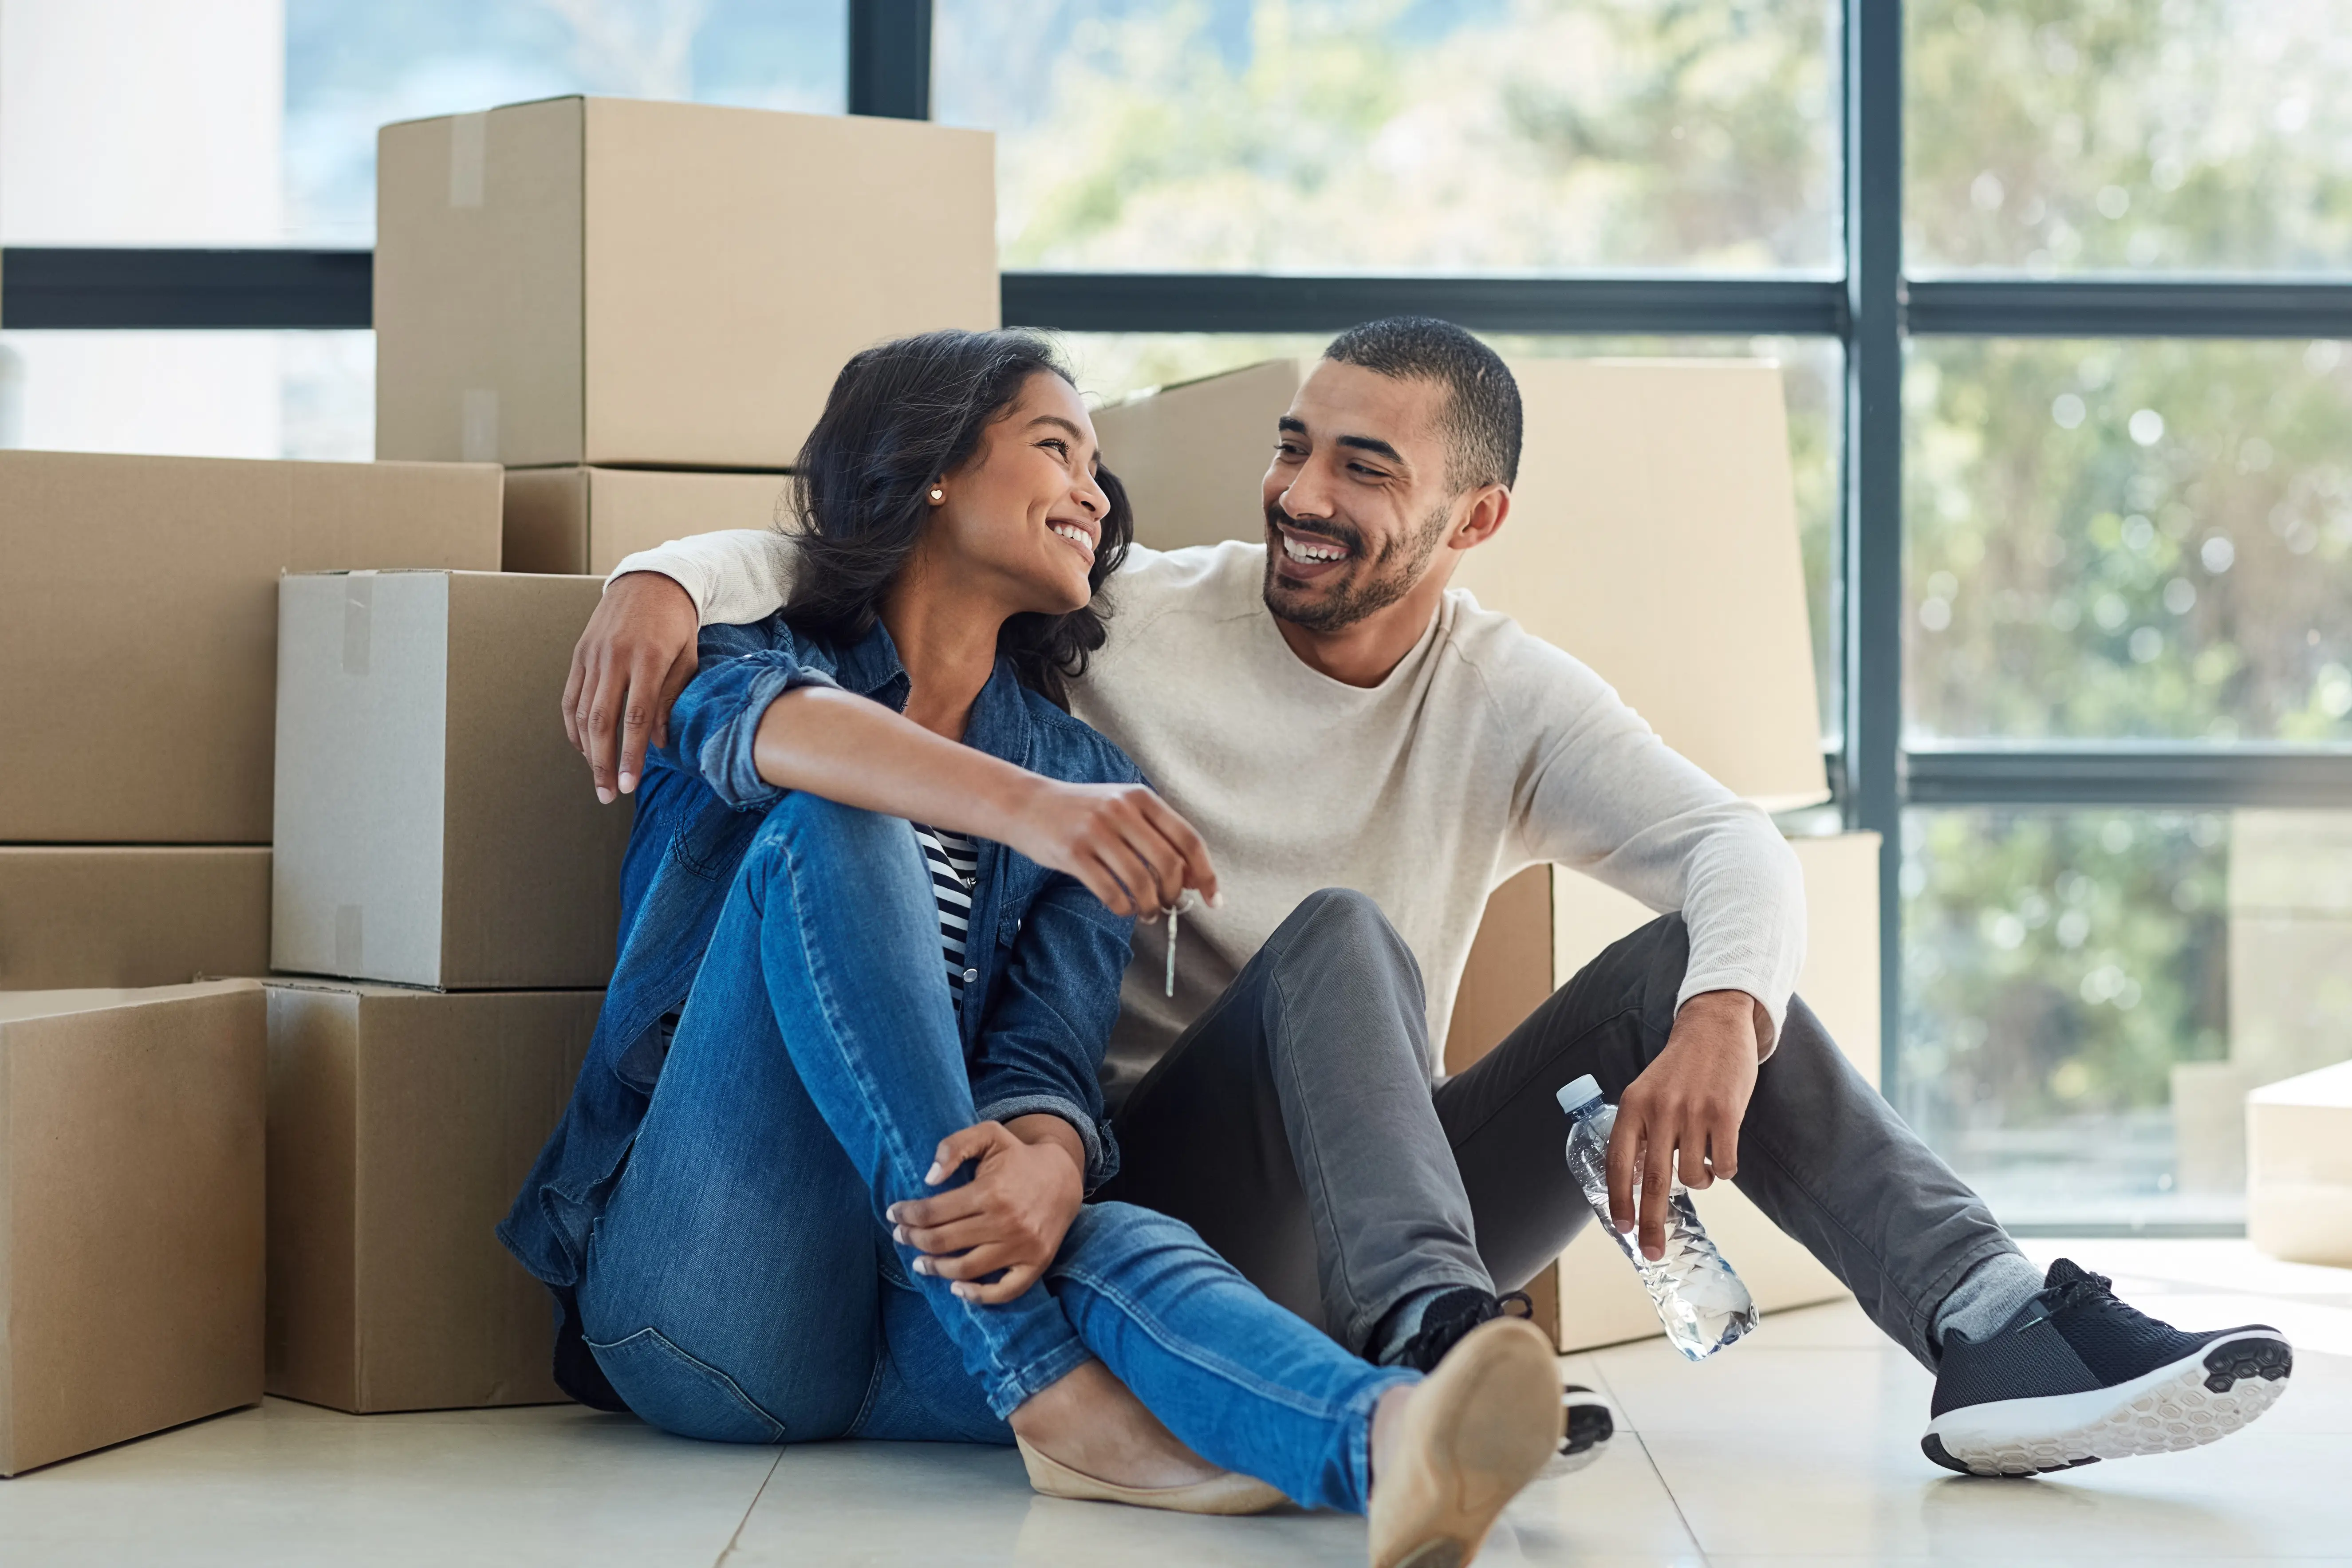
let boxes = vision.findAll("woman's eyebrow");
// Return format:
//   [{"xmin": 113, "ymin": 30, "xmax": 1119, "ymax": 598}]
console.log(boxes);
[{"xmin": 1027, "ymin": 414, "xmax": 1088, "ymax": 441}]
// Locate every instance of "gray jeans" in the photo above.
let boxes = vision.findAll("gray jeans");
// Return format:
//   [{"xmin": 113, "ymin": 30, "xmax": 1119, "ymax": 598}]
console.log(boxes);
[{"xmin": 1096, "ymin": 888, "xmax": 2022, "ymax": 1370}]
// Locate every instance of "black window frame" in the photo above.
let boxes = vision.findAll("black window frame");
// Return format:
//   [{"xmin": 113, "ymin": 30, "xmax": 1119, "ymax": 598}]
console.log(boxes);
[{"xmin": 7, "ymin": 0, "xmax": 2350, "ymax": 1211}]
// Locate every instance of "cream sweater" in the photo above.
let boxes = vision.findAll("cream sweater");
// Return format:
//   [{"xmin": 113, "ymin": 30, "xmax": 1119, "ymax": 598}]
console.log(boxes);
[{"xmin": 617, "ymin": 533, "xmax": 1807, "ymax": 1103}]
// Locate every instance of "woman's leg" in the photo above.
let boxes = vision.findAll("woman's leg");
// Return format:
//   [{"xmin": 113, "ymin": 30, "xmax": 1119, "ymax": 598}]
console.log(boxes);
[
  {"xmin": 1044, "ymin": 1201, "xmax": 1420, "ymax": 1513},
  {"xmin": 579, "ymin": 789, "xmax": 1089, "ymax": 1440}
]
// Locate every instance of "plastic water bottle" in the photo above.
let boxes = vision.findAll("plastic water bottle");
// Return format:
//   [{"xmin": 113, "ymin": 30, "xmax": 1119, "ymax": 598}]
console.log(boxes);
[{"xmin": 1558, "ymin": 1074, "xmax": 1757, "ymax": 1361}]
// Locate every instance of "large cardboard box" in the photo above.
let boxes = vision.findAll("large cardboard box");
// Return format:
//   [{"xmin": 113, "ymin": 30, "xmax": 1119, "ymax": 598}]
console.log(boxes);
[
  {"xmin": 272, "ymin": 571, "xmax": 632, "ymax": 989},
  {"xmin": 0, "ymin": 451, "xmax": 503, "ymax": 843},
  {"xmin": 504, "ymin": 465, "xmax": 789, "ymax": 575},
  {"xmin": 1454, "ymin": 360, "xmax": 1829, "ymax": 811},
  {"xmin": 1444, "ymin": 834, "xmax": 1883, "ymax": 1352},
  {"xmin": 266, "ymin": 981, "xmax": 598, "ymax": 1411},
  {"xmin": 375, "ymin": 97, "xmax": 998, "ymax": 469},
  {"xmin": 1092, "ymin": 360, "xmax": 1300, "ymax": 552},
  {"xmin": 0, "ymin": 981, "xmax": 265, "ymax": 1475},
  {"xmin": 0, "ymin": 847, "xmax": 270, "ymax": 990},
  {"xmin": 2247, "ymin": 1060, "xmax": 2352, "ymax": 1267}
]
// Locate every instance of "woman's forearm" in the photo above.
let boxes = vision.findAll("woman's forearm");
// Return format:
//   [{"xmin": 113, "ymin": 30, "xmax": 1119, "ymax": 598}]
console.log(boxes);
[{"xmin": 751, "ymin": 685, "xmax": 1042, "ymax": 841}]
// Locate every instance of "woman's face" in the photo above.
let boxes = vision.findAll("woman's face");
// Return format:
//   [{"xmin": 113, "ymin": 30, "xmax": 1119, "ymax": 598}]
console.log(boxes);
[{"xmin": 929, "ymin": 371, "xmax": 1110, "ymax": 616}]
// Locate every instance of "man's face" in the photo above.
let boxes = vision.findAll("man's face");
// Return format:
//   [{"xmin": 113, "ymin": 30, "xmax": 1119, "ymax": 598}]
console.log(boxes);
[{"xmin": 1259, "ymin": 360, "xmax": 1462, "ymax": 634}]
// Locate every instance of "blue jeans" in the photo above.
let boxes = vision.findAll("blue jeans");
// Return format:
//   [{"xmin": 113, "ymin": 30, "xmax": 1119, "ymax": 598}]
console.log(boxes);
[{"xmin": 576, "ymin": 792, "xmax": 1413, "ymax": 1513}]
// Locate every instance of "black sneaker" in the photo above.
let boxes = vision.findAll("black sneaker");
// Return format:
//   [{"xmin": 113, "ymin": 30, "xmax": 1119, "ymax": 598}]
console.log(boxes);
[
  {"xmin": 1391, "ymin": 1287, "xmax": 1617, "ymax": 1470},
  {"xmin": 1923, "ymin": 1258, "xmax": 2293, "ymax": 1477}
]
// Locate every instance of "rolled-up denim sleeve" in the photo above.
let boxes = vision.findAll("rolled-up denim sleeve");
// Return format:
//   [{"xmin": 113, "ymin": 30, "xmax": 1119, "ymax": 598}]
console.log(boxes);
[
  {"xmin": 654, "ymin": 627, "xmax": 841, "ymax": 811},
  {"xmin": 969, "ymin": 873, "xmax": 1131, "ymax": 1191}
]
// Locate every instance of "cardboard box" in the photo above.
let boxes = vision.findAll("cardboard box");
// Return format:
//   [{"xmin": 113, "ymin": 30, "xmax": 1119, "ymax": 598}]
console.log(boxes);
[
  {"xmin": 504, "ymin": 465, "xmax": 790, "ymax": 575},
  {"xmin": 1453, "ymin": 360, "xmax": 1829, "ymax": 811},
  {"xmin": 266, "ymin": 981, "xmax": 598, "ymax": 1411},
  {"xmin": 1444, "ymin": 834, "xmax": 1883, "ymax": 1351},
  {"xmin": 0, "ymin": 450, "xmax": 502, "ymax": 843},
  {"xmin": 0, "ymin": 847, "xmax": 270, "ymax": 990},
  {"xmin": 375, "ymin": 97, "xmax": 998, "ymax": 469},
  {"xmin": 0, "ymin": 981, "xmax": 265, "ymax": 1475},
  {"xmin": 1091, "ymin": 360, "xmax": 1300, "ymax": 552},
  {"xmin": 272, "ymin": 571, "xmax": 632, "ymax": 989},
  {"xmin": 2248, "ymin": 1059, "xmax": 2352, "ymax": 1267}
]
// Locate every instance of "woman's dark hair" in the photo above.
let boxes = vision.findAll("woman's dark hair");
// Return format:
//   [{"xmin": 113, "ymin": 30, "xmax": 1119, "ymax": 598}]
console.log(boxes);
[{"xmin": 782, "ymin": 328, "xmax": 1133, "ymax": 709}]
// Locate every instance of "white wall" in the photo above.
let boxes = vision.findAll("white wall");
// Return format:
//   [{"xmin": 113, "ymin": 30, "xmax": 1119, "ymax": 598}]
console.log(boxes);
[{"xmin": 0, "ymin": 0, "xmax": 287, "ymax": 455}]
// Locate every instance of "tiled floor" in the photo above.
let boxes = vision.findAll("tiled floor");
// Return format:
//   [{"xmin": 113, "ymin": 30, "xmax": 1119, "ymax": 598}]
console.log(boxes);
[{"xmin": 4, "ymin": 1239, "xmax": 2346, "ymax": 1566}]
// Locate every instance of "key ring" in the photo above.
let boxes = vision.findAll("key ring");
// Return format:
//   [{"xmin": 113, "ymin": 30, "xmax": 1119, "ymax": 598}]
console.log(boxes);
[{"xmin": 1162, "ymin": 887, "xmax": 1202, "ymax": 999}]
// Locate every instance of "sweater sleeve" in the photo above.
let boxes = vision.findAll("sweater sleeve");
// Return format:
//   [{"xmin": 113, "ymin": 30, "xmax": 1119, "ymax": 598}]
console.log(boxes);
[
  {"xmin": 1502, "ymin": 636, "xmax": 1808, "ymax": 1046},
  {"xmin": 608, "ymin": 529, "xmax": 796, "ymax": 627}
]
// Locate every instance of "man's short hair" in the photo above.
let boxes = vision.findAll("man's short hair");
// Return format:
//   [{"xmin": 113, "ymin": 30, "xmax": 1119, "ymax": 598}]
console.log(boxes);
[{"xmin": 1321, "ymin": 316, "xmax": 1522, "ymax": 492}]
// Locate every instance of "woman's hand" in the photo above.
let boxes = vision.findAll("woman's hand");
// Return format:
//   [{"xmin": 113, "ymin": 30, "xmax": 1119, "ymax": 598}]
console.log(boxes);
[
  {"xmin": 886, "ymin": 1117, "xmax": 1085, "ymax": 1304},
  {"xmin": 1002, "ymin": 779, "xmax": 1219, "ymax": 919}
]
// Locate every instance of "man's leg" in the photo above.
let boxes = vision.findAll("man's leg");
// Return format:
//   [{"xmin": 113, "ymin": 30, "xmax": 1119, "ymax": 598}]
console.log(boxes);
[
  {"xmin": 1100, "ymin": 888, "xmax": 1493, "ymax": 1354},
  {"xmin": 1434, "ymin": 911, "xmax": 2032, "ymax": 1369}
]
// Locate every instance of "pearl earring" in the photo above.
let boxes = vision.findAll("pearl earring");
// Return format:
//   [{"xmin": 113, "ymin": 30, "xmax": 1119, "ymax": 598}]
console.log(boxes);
[{"xmin": 929, "ymin": 486, "xmax": 945, "ymax": 502}]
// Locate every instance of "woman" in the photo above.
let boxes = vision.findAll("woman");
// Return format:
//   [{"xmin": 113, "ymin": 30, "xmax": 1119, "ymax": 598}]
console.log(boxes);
[{"xmin": 502, "ymin": 330, "xmax": 1559, "ymax": 1564}]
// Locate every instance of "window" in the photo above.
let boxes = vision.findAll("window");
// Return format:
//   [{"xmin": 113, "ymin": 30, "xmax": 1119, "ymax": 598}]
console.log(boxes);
[
  {"xmin": 1907, "ymin": 0, "xmax": 2352, "ymax": 274},
  {"xmin": 1906, "ymin": 337, "xmax": 2352, "ymax": 743},
  {"xmin": 935, "ymin": 0, "xmax": 1842, "ymax": 273},
  {"xmin": 1902, "ymin": 806, "xmax": 2352, "ymax": 1228}
]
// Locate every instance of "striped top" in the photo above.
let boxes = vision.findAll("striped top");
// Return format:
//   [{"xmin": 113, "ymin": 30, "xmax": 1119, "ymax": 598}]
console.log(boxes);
[{"xmin": 914, "ymin": 824, "xmax": 981, "ymax": 1009}]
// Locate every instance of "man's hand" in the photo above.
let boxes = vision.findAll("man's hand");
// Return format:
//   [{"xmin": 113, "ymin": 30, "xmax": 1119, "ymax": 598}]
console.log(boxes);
[
  {"xmin": 1001, "ymin": 779, "xmax": 1220, "ymax": 920},
  {"xmin": 1605, "ymin": 990, "xmax": 1767, "ymax": 1262},
  {"xmin": 562, "ymin": 571, "xmax": 701, "ymax": 803},
  {"xmin": 886, "ymin": 1117, "xmax": 1084, "ymax": 1304}
]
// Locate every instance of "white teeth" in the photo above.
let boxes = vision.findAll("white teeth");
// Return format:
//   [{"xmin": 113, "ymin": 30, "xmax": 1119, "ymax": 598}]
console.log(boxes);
[
  {"xmin": 1051, "ymin": 524, "xmax": 1094, "ymax": 554},
  {"xmin": 1281, "ymin": 534, "xmax": 1347, "ymax": 563}
]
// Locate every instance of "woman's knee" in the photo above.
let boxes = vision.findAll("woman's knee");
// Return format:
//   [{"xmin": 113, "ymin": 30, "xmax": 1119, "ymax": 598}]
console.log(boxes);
[{"xmin": 739, "ymin": 790, "xmax": 922, "ymax": 903}]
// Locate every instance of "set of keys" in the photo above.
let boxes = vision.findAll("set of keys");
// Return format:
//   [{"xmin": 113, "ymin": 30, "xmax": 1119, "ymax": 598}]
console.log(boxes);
[{"xmin": 1161, "ymin": 887, "xmax": 1203, "ymax": 998}]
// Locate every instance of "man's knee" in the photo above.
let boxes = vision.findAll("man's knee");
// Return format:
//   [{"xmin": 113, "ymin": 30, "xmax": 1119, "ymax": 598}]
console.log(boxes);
[{"xmin": 1271, "ymin": 888, "xmax": 1422, "ymax": 984}]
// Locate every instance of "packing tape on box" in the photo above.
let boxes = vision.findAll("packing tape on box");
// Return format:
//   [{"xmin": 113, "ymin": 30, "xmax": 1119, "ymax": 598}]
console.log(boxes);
[
  {"xmin": 341, "ymin": 573, "xmax": 373, "ymax": 677},
  {"xmin": 461, "ymin": 389, "xmax": 500, "ymax": 462},
  {"xmin": 448, "ymin": 111, "xmax": 487, "ymax": 209}
]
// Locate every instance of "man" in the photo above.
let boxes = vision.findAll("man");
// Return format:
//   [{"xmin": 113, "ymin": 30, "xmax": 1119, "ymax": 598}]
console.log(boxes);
[{"xmin": 564, "ymin": 318, "xmax": 2292, "ymax": 1477}]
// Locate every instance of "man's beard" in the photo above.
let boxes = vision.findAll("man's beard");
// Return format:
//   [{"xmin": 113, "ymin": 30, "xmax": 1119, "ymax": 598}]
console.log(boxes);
[{"xmin": 1260, "ymin": 498, "xmax": 1452, "ymax": 634}]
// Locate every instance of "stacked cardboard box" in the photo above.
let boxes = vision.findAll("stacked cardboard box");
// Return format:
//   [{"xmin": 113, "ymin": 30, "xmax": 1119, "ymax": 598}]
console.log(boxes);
[
  {"xmin": 0, "ymin": 982, "xmax": 267, "ymax": 1476},
  {"xmin": 263, "ymin": 568, "xmax": 628, "ymax": 1411},
  {"xmin": 0, "ymin": 452, "xmax": 503, "ymax": 1467},
  {"xmin": 0, "ymin": 451, "xmax": 503, "ymax": 986},
  {"xmin": 1095, "ymin": 356, "xmax": 1876, "ymax": 1350},
  {"xmin": 374, "ymin": 95, "xmax": 997, "ymax": 573}
]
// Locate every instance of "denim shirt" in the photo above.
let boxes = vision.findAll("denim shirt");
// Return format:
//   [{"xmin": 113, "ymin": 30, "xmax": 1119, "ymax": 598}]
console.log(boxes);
[{"xmin": 499, "ymin": 613, "xmax": 1142, "ymax": 1404}]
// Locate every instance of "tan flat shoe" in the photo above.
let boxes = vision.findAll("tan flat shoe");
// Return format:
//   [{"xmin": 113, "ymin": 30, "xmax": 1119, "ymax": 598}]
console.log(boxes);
[
  {"xmin": 1015, "ymin": 1436, "xmax": 1288, "ymax": 1515},
  {"xmin": 1367, "ymin": 1316, "xmax": 1562, "ymax": 1568}
]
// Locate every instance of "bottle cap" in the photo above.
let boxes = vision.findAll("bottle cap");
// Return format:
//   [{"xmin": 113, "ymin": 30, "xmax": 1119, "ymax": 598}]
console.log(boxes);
[{"xmin": 1556, "ymin": 1074, "xmax": 1604, "ymax": 1115}]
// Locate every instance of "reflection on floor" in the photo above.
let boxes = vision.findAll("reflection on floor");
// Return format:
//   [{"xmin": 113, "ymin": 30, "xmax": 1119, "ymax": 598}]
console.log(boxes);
[{"xmin": 2, "ymin": 1239, "xmax": 2346, "ymax": 1567}]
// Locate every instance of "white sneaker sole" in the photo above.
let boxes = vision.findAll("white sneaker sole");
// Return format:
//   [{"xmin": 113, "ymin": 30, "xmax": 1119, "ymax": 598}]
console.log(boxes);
[{"xmin": 1923, "ymin": 1330, "xmax": 2293, "ymax": 1477}]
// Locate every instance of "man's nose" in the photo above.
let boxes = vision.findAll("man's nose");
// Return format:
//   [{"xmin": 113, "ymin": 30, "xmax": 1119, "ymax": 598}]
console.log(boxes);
[{"xmin": 1279, "ymin": 468, "xmax": 1336, "ymax": 519}]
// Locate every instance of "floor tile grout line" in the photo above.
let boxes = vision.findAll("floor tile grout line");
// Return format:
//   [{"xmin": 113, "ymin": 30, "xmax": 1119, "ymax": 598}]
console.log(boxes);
[
  {"xmin": 709, "ymin": 1447, "xmax": 787, "ymax": 1567},
  {"xmin": 1629, "ymin": 1430, "xmax": 1714, "ymax": 1568}
]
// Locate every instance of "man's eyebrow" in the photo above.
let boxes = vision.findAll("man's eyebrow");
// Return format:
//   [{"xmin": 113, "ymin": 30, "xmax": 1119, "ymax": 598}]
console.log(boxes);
[
  {"xmin": 1336, "ymin": 433, "xmax": 1407, "ymax": 467},
  {"xmin": 1277, "ymin": 416, "xmax": 1308, "ymax": 435}
]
